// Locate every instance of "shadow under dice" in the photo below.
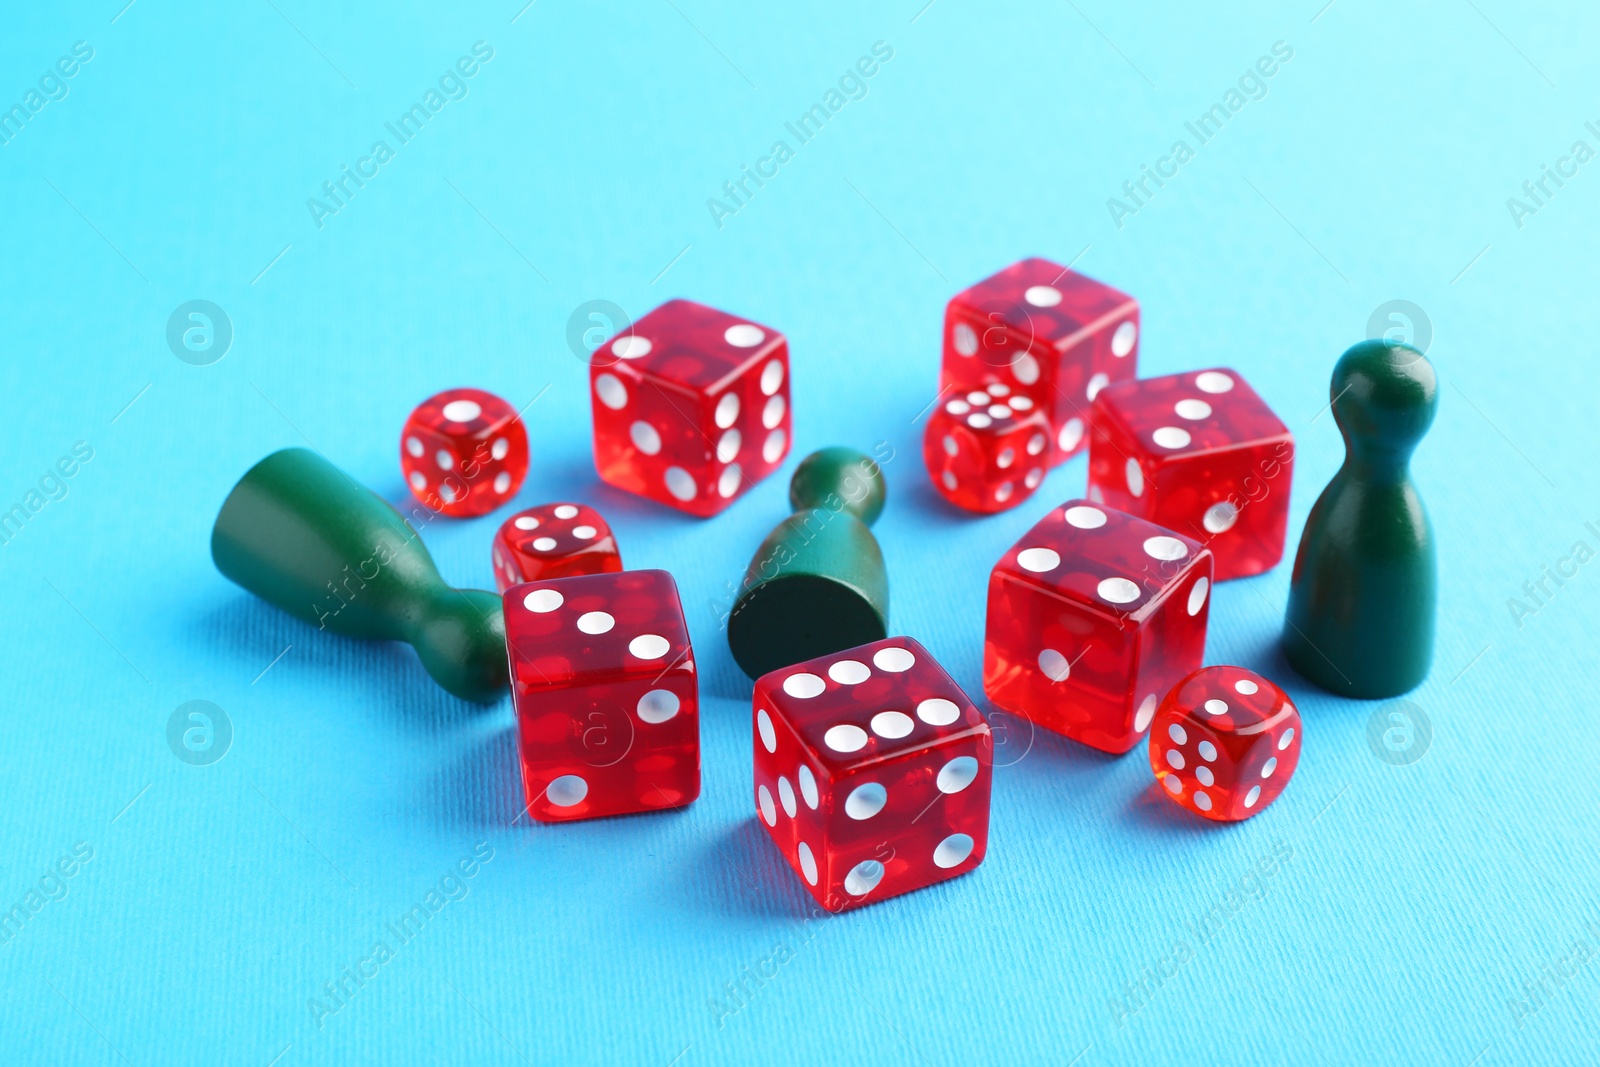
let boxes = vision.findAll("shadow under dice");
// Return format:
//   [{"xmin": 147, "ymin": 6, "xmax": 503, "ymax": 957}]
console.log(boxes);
[
  {"xmin": 984, "ymin": 501, "xmax": 1212, "ymax": 754},
  {"xmin": 752, "ymin": 637, "xmax": 992, "ymax": 912},
  {"xmin": 491, "ymin": 502, "xmax": 622, "ymax": 592},
  {"xmin": 922, "ymin": 384, "xmax": 1051, "ymax": 513},
  {"xmin": 401, "ymin": 388, "xmax": 529, "ymax": 517},
  {"xmin": 590, "ymin": 299, "xmax": 792, "ymax": 517},
  {"xmin": 1150, "ymin": 666, "xmax": 1302, "ymax": 821},
  {"xmin": 504, "ymin": 569, "xmax": 699, "ymax": 822},
  {"xmin": 1088, "ymin": 367, "xmax": 1293, "ymax": 581},
  {"xmin": 939, "ymin": 257, "xmax": 1139, "ymax": 466}
]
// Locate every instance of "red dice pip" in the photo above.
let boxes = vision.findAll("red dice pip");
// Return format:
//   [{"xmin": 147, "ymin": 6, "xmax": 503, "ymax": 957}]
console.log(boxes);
[
  {"xmin": 1150, "ymin": 666, "xmax": 1301, "ymax": 821},
  {"xmin": 1088, "ymin": 368, "xmax": 1293, "ymax": 580},
  {"xmin": 401, "ymin": 388, "xmax": 529, "ymax": 517},
  {"xmin": 504, "ymin": 569, "xmax": 699, "ymax": 822},
  {"xmin": 984, "ymin": 501, "xmax": 1212, "ymax": 754},
  {"xmin": 590, "ymin": 300, "xmax": 792, "ymax": 517},
  {"xmin": 491, "ymin": 502, "xmax": 622, "ymax": 592},
  {"xmin": 753, "ymin": 637, "xmax": 992, "ymax": 912},
  {"xmin": 922, "ymin": 384, "xmax": 1051, "ymax": 513}
]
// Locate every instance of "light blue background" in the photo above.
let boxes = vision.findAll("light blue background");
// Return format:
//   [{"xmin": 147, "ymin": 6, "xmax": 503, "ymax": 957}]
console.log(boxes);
[{"xmin": 1, "ymin": 1, "xmax": 1596, "ymax": 1063}]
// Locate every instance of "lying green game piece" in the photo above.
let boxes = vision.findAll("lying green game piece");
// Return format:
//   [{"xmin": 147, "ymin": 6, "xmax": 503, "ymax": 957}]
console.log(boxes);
[
  {"xmin": 1282, "ymin": 339, "xmax": 1437, "ymax": 698},
  {"xmin": 210, "ymin": 448, "xmax": 508, "ymax": 702},
  {"xmin": 727, "ymin": 447, "xmax": 889, "ymax": 680}
]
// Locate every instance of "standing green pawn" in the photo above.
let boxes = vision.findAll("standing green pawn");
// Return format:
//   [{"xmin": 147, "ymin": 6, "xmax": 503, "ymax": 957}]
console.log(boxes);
[
  {"xmin": 727, "ymin": 447, "xmax": 889, "ymax": 680},
  {"xmin": 211, "ymin": 448, "xmax": 508, "ymax": 702},
  {"xmin": 1282, "ymin": 339, "xmax": 1438, "ymax": 698}
]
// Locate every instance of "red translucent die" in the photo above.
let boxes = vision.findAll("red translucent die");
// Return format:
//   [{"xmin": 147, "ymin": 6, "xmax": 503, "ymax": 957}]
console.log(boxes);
[
  {"xmin": 590, "ymin": 299, "xmax": 792, "ymax": 517},
  {"xmin": 984, "ymin": 500, "xmax": 1212, "ymax": 754},
  {"xmin": 922, "ymin": 383, "xmax": 1052, "ymax": 513},
  {"xmin": 940, "ymin": 257, "xmax": 1139, "ymax": 466},
  {"xmin": 1150, "ymin": 666, "xmax": 1302, "ymax": 821},
  {"xmin": 753, "ymin": 637, "xmax": 992, "ymax": 913},
  {"xmin": 401, "ymin": 388, "xmax": 529, "ymax": 517},
  {"xmin": 504, "ymin": 569, "xmax": 699, "ymax": 822},
  {"xmin": 1087, "ymin": 368, "xmax": 1293, "ymax": 581},
  {"xmin": 491, "ymin": 502, "xmax": 622, "ymax": 592}
]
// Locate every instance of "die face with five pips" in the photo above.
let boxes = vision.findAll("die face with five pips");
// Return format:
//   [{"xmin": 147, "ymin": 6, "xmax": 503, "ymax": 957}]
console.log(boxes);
[{"xmin": 753, "ymin": 637, "xmax": 992, "ymax": 912}]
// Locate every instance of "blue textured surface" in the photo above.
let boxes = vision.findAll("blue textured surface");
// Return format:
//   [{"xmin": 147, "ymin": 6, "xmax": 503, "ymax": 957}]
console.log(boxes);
[{"xmin": 2, "ymin": 2, "xmax": 1597, "ymax": 1064}]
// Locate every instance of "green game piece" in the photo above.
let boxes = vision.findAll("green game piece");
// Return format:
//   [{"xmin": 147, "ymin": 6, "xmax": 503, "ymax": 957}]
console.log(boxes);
[
  {"xmin": 1282, "ymin": 339, "xmax": 1438, "ymax": 698},
  {"xmin": 210, "ymin": 448, "xmax": 508, "ymax": 702},
  {"xmin": 727, "ymin": 447, "xmax": 889, "ymax": 680}
]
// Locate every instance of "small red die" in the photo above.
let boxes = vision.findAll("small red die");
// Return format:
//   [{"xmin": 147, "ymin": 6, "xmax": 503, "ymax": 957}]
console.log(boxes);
[
  {"xmin": 401, "ymin": 388, "xmax": 528, "ymax": 517},
  {"xmin": 590, "ymin": 300, "xmax": 792, "ymax": 517},
  {"xmin": 984, "ymin": 500, "xmax": 1212, "ymax": 754},
  {"xmin": 923, "ymin": 384, "xmax": 1051, "ymax": 513},
  {"xmin": 1150, "ymin": 666, "xmax": 1302, "ymax": 821},
  {"xmin": 1088, "ymin": 368, "xmax": 1294, "ymax": 581},
  {"xmin": 491, "ymin": 503, "xmax": 622, "ymax": 592},
  {"xmin": 941, "ymin": 258, "xmax": 1139, "ymax": 466},
  {"xmin": 504, "ymin": 569, "xmax": 698, "ymax": 822},
  {"xmin": 753, "ymin": 637, "xmax": 992, "ymax": 912}
]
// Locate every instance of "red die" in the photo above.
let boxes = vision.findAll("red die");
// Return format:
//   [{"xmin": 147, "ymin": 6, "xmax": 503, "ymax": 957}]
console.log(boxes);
[
  {"xmin": 1150, "ymin": 666, "xmax": 1302, "ymax": 821},
  {"xmin": 491, "ymin": 502, "xmax": 622, "ymax": 592},
  {"xmin": 401, "ymin": 388, "xmax": 528, "ymax": 518},
  {"xmin": 923, "ymin": 384, "xmax": 1051, "ymax": 513},
  {"xmin": 753, "ymin": 637, "xmax": 992, "ymax": 912},
  {"xmin": 590, "ymin": 300, "xmax": 792, "ymax": 517},
  {"xmin": 1088, "ymin": 368, "xmax": 1293, "ymax": 581},
  {"xmin": 504, "ymin": 569, "xmax": 699, "ymax": 822},
  {"xmin": 941, "ymin": 258, "xmax": 1139, "ymax": 466},
  {"xmin": 984, "ymin": 500, "xmax": 1212, "ymax": 754}
]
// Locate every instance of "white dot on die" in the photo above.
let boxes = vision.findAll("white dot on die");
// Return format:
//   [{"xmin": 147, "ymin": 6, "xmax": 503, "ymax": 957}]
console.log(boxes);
[
  {"xmin": 1187, "ymin": 577, "xmax": 1210, "ymax": 616},
  {"xmin": 798, "ymin": 842, "xmax": 818, "ymax": 885},
  {"xmin": 409, "ymin": 471, "xmax": 426, "ymax": 491},
  {"xmin": 1196, "ymin": 766, "xmax": 1214, "ymax": 787},
  {"xmin": 630, "ymin": 421, "xmax": 662, "ymax": 455},
  {"xmin": 492, "ymin": 438, "xmax": 509, "ymax": 460},
  {"xmin": 917, "ymin": 698, "xmax": 960, "ymax": 726},
  {"xmin": 1059, "ymin": 418, "xmax": 1084, "ymax": 452},
  {"xmin": 1166, "ymin": 749, "xmax": 1185, "ymax": 770},
  {"xmin": 759, "ymin": 785, "xmax": 776, "ymax": 826},
  {"xmin": 1194, "ymin": 790, "xmax": 1213, "ymax": 812},
  {"xmin": 783, "ymin": 672, "xmax": 825, "ymax": 698},
  {"xmin": 573, "ymin": 525, "xmax": 596, "ymax": 539},
  {"xmin": 1204, "ymin": 699, "xmax": 1228, "ymax": 715},
  {"xmin": 514, "ymin": 515, "xmax": 539, "ymax": 530},
  {"xmin": 844, "ymin": 860, "xmax": 884, "ymax": 896},
  {"xmin": 1064, "ymin": 505, "xmax": 1106, "ymax": 529},
  {"xmin": 873, "ymin": 646, "xmax": 915, "ymax": 672},
  {"xmin": 546, "ymin": 774, "xmax": 587, "ymax": 807},
  {"xmin": 871, "ymin": 711, "xmax": 914, "ymax": 739},
  {"xmin": 1204, "ymin": 502, "xmax": 1238, "ymax": 533},
  {"xmin": 762, "ymin": 395, "xmax": 786, "ymax": 429},
  {"xmin": 933, "ymin": 833, "xmax": 975, "ymax": 869},
  {"xmin": 493, "ymin": 472, "xmax": 512, "ymax": 493},
  {"xmin": 1010, "ymin": 395, "xmax": 1035, "ymax": 412},
  {"xmin": 1025, "ymin": 468, "xmax": 1043, "ymax": 489},
  {"xmin": 1152, "ymin": 426, "xmax": 1191, "ymax": 449},
  {"xmin": 715, "ymin": 392, "xmax": 741, "ymax": 429},
  {"xmin": 442, "ymin": 399, "xmax": 481, "ymax": 423},
  {"xmin": 763, "ymin": 429, "xmax": 787, "ymax": 463},
  {"xmin": 1012, "ymin": 352, "xmax": 1040, "ymax": 385},
  {"xmin": 1134, "ymin": 694, "xmax": 1158, "ymax": 732},
  {"xmin": 435, "ymin": 449, "xmax": 454, "ymax": 471},
  {"xmin": 994, "ymin": 482, "xmax": 1014, "ymax": 503},
  {"xmin": 757, "ymin": 709, "xmax": 777, "ymax": 753},
  {"xmin": 718, "ymin": 464, "xmax": 742, "ymax": 498},
  {"xmin": 1112, "ymin": 320, "xmax": 1137, "ymax": 357},
  {"xmin": 523, "ymin": 589, "xmax": 563, "ymax": 613},
  {"xmin": 845, "ymin": 782, "xmax": 886, "ymax": 819},
  {"xmin": 1198, "ymin": 740, "xmax": 1217, "ymax": 761},
  {"xmin": 1126, "ymin": 458, "xmax": 1144, "ymax": 496},
  {"xmin": 1244, "ymin": 785, "xmax": 1261, "ymax": 808},
  {"xmin": 1038, "ymin": 648, "xmax": 1071, "ymax": 682},
  {"xmin": 1027, "ymin": 433, "xmax": 1047, "ymax": 456},
  {"xmin": 664, "ymin": 467, "xmax": 696, "ymax": 501},
  {"xmin": 595, "ymin": 373, "xmax": 628, "ymax": 410},
  {"xmin": 760, "ymin": 359, "xmax": 785, "ymax": 395},
  {"xmin": 1261, "ymin": 757, "xmax": 1278, "ymax": 778},
  {"xmin": 946, "ymin": 399, "xmax": 970, "ymax": 416},
  {"xmin": 532, "ymin": 537, "xmax": 557, "ymax": 551},
  {"xmin": 439, "ymin": 484, "xmax": 457, "ymax": 503},
  {"xmin": 612, "ymin": 335, "xmax": 652, "ymax": 359},
  {"xmin": 1164, "ymin": 775, "xmax": 1182, "ymax": 795},
  {"xmin": 725, "ymin": 324, "xmax": 765, "ymax": 347},
  {"xmin": 1279, "ymin": 728, "xmax": 1296, "ymax": 750},
  {"xmin": 938, "ymin": 756, "xmax": 979, "ymax": 794},
  {"xmin": 778, "ymin": 776, "xmax": 796, "ymax": 818},
  {"xmin": 967, "ymin": 412, "xmax": 993, "ymax": 430},
  {"xmin": 987, "ymin": 383, "xmax": 1010, "ymax": 397},
  {"xmin": 1097, "ymin": 577, "xmax": 1140, "ymax": 604},
  {"xmin": 942, "ymin": 435, "xmax": 959, "ymax": 458},
  {"xmin": 406, "ymin": 436, "xmax": 423, "ymax": 457},
  {"xmin": 953, "ymin": 323, "xmax": 978, "ymax": 356},
  {"xmin": 942, "ymin": 471, "xmax": 958, "ymax": 490},
  {"xmin": 1017, "ymin": 547, "xmax": 1060, "ymax": 573},
  {"xmin": 1196, "ymin": 371, "xmax": 1234, "ymax": 394},
  {"xmin": 1175, "ymin": 398, "xmax": 1212, "ymax": 420},
  {"xmin": 637, "ymin": 689, "xmax": 680, "ymax": 724},
  {"xmin": 1235, "ymin": 679, "xmax": 1259, "ymax": 695},
  {"xmin": 577, "ymin": 611, "xmax": 614, "ymax": 634},
  {"xmin": 1143, "ymin": 536, "xmax": 1188, "ymax": 561},
  {"xmin": 996, "ymin": 447, "xmax": 1015, "ymax": 470},
  {"xmin": 828, "ymin": 660, "xmax": 870, "ymax": 685},
  {"xmin": 1025, "ymin": 285, "xmax": 1062, "ymax": 307},
  {"xmin": 966, "ymin": 391, "xmax": 989, "ymax": 405},
  {"xmin": 988, "ymin": 404, "xmax": 1011, "ymax": 420},
  {"xmin": 798, "ymin": 765, "xmax": 818, "ymax": 808},
  {"xmin": 1086, "ymin": 373, "xmax": 1110, "ymax": 401},
  {"xmin": 629, "ymin": 634, "xmax": 670, "ymax": 660},
  {"xmin": 1168, "ymin": 724, "xmax": 1187, "ymax": 744}
]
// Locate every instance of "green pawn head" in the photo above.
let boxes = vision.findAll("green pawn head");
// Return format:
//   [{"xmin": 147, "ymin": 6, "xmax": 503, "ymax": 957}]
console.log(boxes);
[
  {"xmin": 1330, "ymin": 339, "xmax": 1438, "ymax": 473},
  {"xmin": 727, "ymin": 447, "xmax": 889, "ymax": 680}
]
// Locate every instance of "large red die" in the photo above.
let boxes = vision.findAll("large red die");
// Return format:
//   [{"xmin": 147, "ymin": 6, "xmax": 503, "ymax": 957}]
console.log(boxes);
[
  {"xmin": 984, "ymin": 501, "xmax": 1212, "ymax": 754},
  {"xmin": 401, "ymin": 388, "xmax": 528, "ymax": 517},
  {"xmin": 922, "ymin": 384, "xmax": 1051, "ymax": 513},
  {"xmin": 941, "ymin": 258, "xmax": 1139, "ymax": 466},
  {"xmin": 590, "ymin": 300, "xmax": 792, "ymax": 517},
  {"xmin": 504, "ymin": 569, "xmax": 698, "ymax": 822},
  {"xmin": 1088, "ymin": 368, "xmax": 1293, "ymax": 581},
  {"xmin": 1150, "ymin": 666, "xmax": 1302, "ymax": 821},
  {"xmin": 491, "ymin": 502, "xmax": 622, "ymax": 592},
  {"xmin": 753, "ymin": 637, "xmax": 992, "ymax": 912}
]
